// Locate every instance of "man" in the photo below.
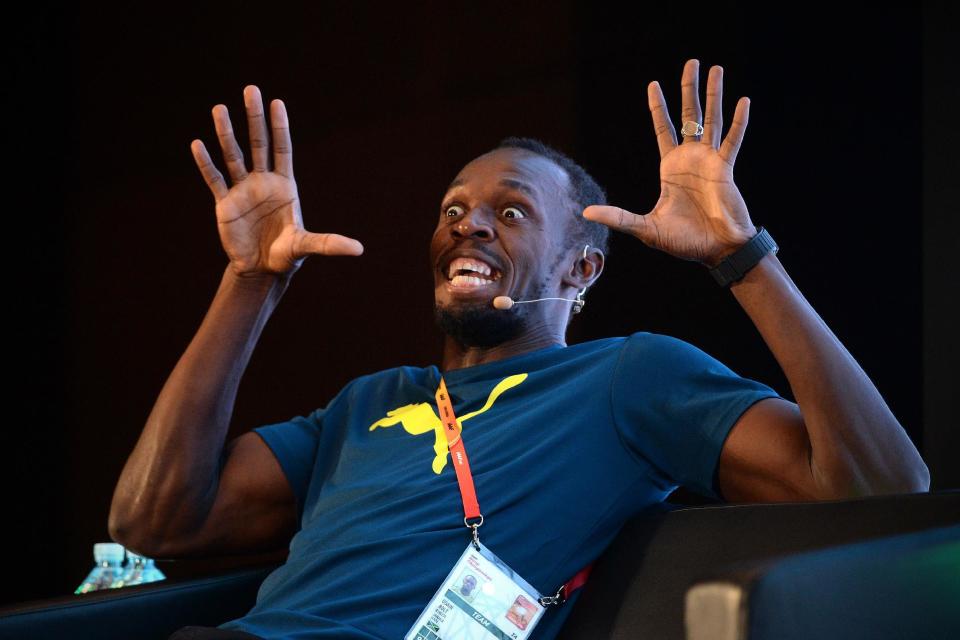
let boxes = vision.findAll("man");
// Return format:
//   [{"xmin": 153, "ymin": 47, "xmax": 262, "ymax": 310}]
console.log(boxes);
[{"xmin": 109, "ymin": 59, "xmax": 930, "ymax": 640}]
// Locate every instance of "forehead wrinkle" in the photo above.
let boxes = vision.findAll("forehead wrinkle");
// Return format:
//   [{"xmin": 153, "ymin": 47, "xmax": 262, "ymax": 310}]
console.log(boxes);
[
  {"xmin": 444, "ymin": 152, "xmax": 568, "ymax": 209},
  {"xmin": 497, "ymin": 178, "xmax": 538, "ymax": 199},
  {"xmin": 443, "ymin": 175, "xmax": 543, "ymax": 201}
]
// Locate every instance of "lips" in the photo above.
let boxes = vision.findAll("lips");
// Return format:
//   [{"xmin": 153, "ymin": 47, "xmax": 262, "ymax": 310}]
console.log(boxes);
[
  {"xmin": 440, "ymin": 251, "xmax": 503, "ymax": 279},
  {"xmin": 438, "ymin": 252, "xmax": 506, "ymax": 295},
  {"xmin": 446, "ymin": 257, "xmax": 501, "ymax": 281}
]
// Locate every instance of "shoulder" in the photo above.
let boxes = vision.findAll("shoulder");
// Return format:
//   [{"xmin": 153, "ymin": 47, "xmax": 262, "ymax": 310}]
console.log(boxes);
[
  {"xmin": 565, "ymin": 334, "xmax": 631, "ymax": 358},
  {"xmin": 561, "ymin": 331, "xmax": 703, "ymax": 370},
  {"xmin": 623, "ymin": 330, "xmax": 701, "ymax": 351},
  {"xmin": 611, "ymin": 331, "xmax": 756, "ymax": 393},
  {"xmin": 618, "ymin": 330, "xmax": 719, "ymax": 365},
  {"xmin": 330, "ymin": 364, "xmax": 434, "ymax": 396}
]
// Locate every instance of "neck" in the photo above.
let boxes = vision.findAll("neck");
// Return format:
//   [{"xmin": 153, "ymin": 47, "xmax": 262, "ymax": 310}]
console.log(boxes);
[{"xmin": 441, "ymin": 319, "xmax": 567, "ymax": 372}]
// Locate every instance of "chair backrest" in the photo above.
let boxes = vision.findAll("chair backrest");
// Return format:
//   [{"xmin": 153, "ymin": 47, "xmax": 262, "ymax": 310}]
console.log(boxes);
[
  {"xmin": 685, "ymin": 522, "xmax": 960, "ymax": 640},
  {"xmin": 0, "ymin": 564, "xmax": 277, "ymax": 640},
  {"xmin": 556, "ymin": 490, "xmax": 960, "ymax": 640}
]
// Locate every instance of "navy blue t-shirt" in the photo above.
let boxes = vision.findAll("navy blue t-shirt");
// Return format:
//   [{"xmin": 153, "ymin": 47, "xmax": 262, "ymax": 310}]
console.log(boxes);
[{"xmin": 218, "ymin": 331, "xmax": 782, "ymax": 639}]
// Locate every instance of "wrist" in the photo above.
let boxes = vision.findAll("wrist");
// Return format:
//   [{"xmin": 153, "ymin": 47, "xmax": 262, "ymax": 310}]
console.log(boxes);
[
  {"xmin": 705, "ymin": 226, "xmax": 778, "ymax": 287},
  {"xmin": 728, "ymin": 250, "xmax": 780, "ymax": 289},
  {"xmin": 703, "ymin": 225, "xmax": 760, "ymax": 269},
  {"xmin": 224, "ymin": 263, "xmax": 293, "ymax": 296}
]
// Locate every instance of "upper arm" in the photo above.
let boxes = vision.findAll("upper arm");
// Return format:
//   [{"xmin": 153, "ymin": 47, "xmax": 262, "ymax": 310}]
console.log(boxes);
[
  {"xmin": 152, "ymin": 431, "xmax": 299, "ymax": 559},
  {"xmin": 717, "ymin": 397, "xmax": 822, "ymax": 503}
]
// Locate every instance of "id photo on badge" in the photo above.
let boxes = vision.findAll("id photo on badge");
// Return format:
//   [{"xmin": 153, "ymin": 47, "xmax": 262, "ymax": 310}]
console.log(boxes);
[{"xmin": 454, "ymin": 570, "xmax": 480, "ymax": 603}]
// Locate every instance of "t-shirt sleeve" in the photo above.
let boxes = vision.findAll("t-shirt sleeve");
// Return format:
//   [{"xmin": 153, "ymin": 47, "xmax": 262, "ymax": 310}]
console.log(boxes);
[
  {"xmin": 611, "ymin": 332, "xmax": 783, "ymax": 501},
  {"xmin": 251, "ymin": 378, "xmax": 357, "ymax": 522},
  {"xmin": 252, "ymin": 408, "xmax": 326, "ymax": 523}
]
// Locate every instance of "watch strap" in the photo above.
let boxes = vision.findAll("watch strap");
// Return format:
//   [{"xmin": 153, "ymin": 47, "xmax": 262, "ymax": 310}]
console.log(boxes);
[{"xmin": 708, "ymin": 226, "xmax": 778, "ymax": 287}]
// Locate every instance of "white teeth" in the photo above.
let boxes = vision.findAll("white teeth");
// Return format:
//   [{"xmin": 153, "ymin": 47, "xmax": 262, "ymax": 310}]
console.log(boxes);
[
  {"xmin": 446, "ymin": 257, "xmax": 497, "ymax": 280},
  {"xmin": 450, "ymin": 275, "xmax": 494, "ymax": 287}
]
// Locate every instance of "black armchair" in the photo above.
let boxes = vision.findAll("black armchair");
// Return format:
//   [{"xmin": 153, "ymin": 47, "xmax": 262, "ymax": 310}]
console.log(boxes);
[{"xmin": 2, "ymin": 490, "xmax": 956, "ymax": 640}]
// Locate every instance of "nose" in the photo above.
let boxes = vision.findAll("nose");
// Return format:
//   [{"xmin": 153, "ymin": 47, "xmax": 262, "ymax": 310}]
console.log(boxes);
[{"xmin": 451, "ymin": 208, "xmax": 495, "ymax": 241}]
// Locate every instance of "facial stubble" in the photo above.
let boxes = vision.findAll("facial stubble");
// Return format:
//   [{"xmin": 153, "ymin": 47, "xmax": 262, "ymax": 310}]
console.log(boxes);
[{"xmin": 433, "ymin": 298, "xmax": 530, "ymax": 348}]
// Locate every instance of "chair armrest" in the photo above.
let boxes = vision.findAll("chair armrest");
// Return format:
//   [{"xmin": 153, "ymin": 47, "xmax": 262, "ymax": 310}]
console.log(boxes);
[
  {"xmin": 0, "ymin": 562, "xmax": 281, "ymax": 640},
  {"xmin": 685, "ymin": 523, "xmax": 960, "ymax": 640}
]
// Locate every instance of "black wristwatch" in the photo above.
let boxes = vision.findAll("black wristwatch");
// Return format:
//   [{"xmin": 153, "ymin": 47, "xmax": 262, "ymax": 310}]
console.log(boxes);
[{"xmin": 707, "ymin": 226, "xmax": 778, "ymax": 287}]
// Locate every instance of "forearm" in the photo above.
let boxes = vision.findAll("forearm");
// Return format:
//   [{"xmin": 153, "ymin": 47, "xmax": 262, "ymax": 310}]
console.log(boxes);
[
  {"xmin": 109, "ymin": 264, "xmax": 292, "ymax": 549},
  {"xmin": 728, "ymin": 251, "xmax": 930, "ymax": 498}
]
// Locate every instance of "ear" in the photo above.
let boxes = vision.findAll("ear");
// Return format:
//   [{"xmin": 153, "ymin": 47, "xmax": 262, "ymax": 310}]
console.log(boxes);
[{"xmin": 562, "ymin": 244, "xmax": 604, "ymax": 291}]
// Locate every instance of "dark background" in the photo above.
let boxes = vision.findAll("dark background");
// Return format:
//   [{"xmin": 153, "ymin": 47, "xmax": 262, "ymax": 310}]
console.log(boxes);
[{"xmin": 6, "ymin": 2, "xmax": 956, "ymax": 606}]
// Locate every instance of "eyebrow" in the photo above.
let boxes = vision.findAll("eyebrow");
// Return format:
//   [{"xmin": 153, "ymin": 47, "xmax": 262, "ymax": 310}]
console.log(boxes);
[{"xmin": 446, "ymin": 177, "xmax": 538, "ymax": 199}]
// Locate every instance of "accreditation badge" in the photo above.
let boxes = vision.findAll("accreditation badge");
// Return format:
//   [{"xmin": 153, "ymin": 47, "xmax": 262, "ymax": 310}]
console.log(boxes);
[{"xmin": 404, "ymin": 540, "xmax": 546, "ymax": 640}]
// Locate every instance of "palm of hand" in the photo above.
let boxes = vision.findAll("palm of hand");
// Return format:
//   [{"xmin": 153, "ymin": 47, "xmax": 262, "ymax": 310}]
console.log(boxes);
[
  {"xmin": 215, "ymin": 171, "xmax": 307, "ymax": 276},
  {"xmin": 583, "ymin": 60, "xmax": 759, "ymax": 268},
  {"xmin": 190, "ymin": 85, "xmax": 363, "ymax": 279},
  {"xmin": 648, "ymin": 143, "xmax": 754, "ymax": 266}
]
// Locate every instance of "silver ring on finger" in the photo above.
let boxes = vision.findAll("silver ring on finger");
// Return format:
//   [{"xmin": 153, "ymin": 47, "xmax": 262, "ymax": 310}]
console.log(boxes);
[{"xmin": 681, "ymin": 120, "xmax": 704, "ymax": 138}]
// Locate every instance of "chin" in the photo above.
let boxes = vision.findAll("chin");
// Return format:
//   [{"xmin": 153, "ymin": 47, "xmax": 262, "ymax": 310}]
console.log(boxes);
[{"xmin": 433, "ymin": 299, "xmax": 527, "ymax": 348}]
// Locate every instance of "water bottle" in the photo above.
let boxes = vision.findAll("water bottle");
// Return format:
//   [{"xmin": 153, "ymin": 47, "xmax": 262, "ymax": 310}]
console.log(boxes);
[
  {"xmin": 111, "ymin": 550, "xmax": 166, "ymax": 587},
  {"xmin": 75, "ymin": 542, "xmax": 126, "ymax": 594}
]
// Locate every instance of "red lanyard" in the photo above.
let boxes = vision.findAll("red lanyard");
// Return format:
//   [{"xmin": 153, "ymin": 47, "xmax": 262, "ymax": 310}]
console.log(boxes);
[
  {"xmin": 435, "ymin": 376, "xmax": 593, "ymax": 606},
  {"xmin": 436, "ymin": 376, "xmax": 482, "ymax": 523}
]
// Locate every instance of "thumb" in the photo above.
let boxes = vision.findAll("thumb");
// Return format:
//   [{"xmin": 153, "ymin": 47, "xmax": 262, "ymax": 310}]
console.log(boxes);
[
  {"xmin": 582, "ymin": 205, "xmax": 654, "ymax": 243},
  {"xmin": 296, "ymin": 231, "xmax": 365, "ymax": 257}
]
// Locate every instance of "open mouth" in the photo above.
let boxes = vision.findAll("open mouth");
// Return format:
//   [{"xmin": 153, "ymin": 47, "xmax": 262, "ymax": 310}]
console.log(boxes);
[{"xmin": 444, "ymin": 257, "xmax": 503, "ymax": 289}]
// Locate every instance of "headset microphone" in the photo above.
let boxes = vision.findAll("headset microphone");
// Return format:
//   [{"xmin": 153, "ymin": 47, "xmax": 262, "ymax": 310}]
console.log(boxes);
[
  {"xmin": 490, "ymin": 244, "xmax": 592, "ymax": 314},
  {"xmin": 492, "ymin": 290, "xmax": 587, "ymax": 313}
]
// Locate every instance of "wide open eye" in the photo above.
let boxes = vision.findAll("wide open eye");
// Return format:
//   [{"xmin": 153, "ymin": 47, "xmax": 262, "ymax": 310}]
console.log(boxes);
[
  {"xmin": 503, "ymin": 206, "xmax": 526, "ymax": 219},
  {"xmin": 444, "ymin": 205, "xmax": 465, "ymax": 217}
]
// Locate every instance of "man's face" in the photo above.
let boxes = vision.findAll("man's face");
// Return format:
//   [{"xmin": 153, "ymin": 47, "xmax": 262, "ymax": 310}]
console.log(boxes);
[{"xmin": 430, "ymin": 147, "xmax": 575, "ymax": 347}]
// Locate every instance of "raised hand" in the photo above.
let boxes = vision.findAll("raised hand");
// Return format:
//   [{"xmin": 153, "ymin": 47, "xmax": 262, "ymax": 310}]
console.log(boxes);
[
  {"xmin": 583, "ymin": 59, "xmax": 758, "ymax": 268},
  {"xmin": 190, "ymin": 86, "xmax": 363, "ymax": 279}
]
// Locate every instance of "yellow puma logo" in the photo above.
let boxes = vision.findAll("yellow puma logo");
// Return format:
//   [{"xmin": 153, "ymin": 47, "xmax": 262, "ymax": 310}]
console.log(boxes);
[{"xmin": 368, "ymin": 373, "xmax": 528, "ymax": 474}]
